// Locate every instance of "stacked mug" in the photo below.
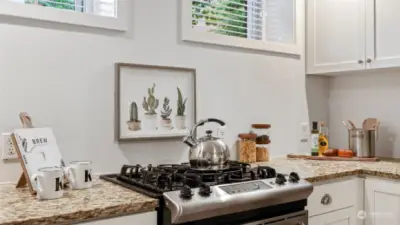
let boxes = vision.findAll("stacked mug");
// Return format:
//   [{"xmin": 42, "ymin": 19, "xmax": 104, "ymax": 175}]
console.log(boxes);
[{"xmin": 31, "ymin": 161, "xmax": 93, "ymax": 200}]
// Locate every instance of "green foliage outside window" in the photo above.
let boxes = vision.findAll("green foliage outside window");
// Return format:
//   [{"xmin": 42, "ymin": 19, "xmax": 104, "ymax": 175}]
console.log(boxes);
[
  {"xmin": 192, "ymin": 0, "xmax": 248, "ymax": 38},
  {"xmin": 25, "ymin": 0, "xmax": 76, "ymax": 11}
]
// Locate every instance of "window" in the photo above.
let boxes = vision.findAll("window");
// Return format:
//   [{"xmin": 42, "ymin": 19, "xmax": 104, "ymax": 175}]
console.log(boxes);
[
  {"xmin": 10, "ymin": 0, "xmax": 116, "ymax": 17},
  {"xmin": 0, "ymin": 0, "xmax": 127, "ymax": 31},
  {"xmin": 182, "ymin": 0, "xmax": 303, "ymax": 54}
]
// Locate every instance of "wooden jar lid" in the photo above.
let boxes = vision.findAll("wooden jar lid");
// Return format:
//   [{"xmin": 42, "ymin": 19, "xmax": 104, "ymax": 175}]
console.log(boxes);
[
  {"xmin": 238, "ymin": 133, "xmax": 257, "ymax": 140},
  {"xmin": 257, "ymin": 140, "xmax": 271, "ymax": 145},
  {"xmin": 251, "ymin": 124, "xmax": 271, "ymax": 129}
]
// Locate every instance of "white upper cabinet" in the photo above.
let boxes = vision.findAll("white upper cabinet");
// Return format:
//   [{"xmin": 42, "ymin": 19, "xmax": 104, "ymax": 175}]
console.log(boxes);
[
  {"xmin": 366, "ymin": 0, "xmax": 400, "ymax": 69},
  {"xmin": 307, "ymin": 0, "xmax": 400, "ymax": 74},
  {"xmin": 306, "ymin": 0, "xmax": 366, "ymax": 74}
]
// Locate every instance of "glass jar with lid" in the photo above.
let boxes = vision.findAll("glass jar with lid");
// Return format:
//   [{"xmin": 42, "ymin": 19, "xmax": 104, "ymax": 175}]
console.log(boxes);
[
  {"xmin": 238, "ymin": 133, "xmax": 257, "ymax": 163},
  {"xmin": 251, "ymin": 124, "xmax": 271, "ymax": 162}
]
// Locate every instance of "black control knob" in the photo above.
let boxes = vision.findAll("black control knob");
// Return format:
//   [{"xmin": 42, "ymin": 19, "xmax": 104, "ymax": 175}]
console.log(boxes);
[
  {"xmin": 275, "ymin": 174, "xmax": 287, "ymax": 185},
  {"xmin": 180, "ymin": 185, "xmax": 193, "ymax": 199},
  {"xmin": 250, "ymin": 170, "xmax": 256, "ymax": 180},
  {"xmin": 199, "ymin": 184, "xmax": 212, "ymax": 196},
  {"xmin": 289, "ymin": 172, "xmax": 300, "ymax": 183}
]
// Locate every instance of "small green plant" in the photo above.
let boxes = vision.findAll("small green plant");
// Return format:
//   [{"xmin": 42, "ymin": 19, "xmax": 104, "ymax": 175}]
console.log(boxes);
[
  {"xmin": 177, "ymin": 87, "xmax": 188, "ymax": 116},
  {"xmin": 142, "ymin": 83, "xmax": 159, "ymax": 115},
  {"xmin": 161, "ymin": 97, "xmax": 172, "ymax": 120},
  {"xmin": 129, "ymin": 102, "xmax": 140, "ymax": 122}
]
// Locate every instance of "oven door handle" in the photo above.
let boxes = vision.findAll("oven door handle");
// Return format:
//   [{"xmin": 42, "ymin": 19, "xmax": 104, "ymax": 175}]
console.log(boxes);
[{"xmin": 241, "ymin": 210, "xmax": 308, "ymax": 225}]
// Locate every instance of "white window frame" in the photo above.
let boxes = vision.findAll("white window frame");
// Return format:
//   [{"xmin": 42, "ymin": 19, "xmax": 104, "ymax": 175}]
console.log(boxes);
[
  {"xmin": 0, "ymin": 0, "xmax": 128, "ymax": 31},
  {"xmin": 181, "ymin": 0, "xmax": 304, "ymax": 55}
]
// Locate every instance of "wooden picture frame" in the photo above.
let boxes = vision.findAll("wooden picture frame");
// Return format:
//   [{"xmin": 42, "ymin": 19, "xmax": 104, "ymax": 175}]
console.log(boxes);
[{"xmin": 115, "ymin": 63, "xmax": 197, "ymax": 141}]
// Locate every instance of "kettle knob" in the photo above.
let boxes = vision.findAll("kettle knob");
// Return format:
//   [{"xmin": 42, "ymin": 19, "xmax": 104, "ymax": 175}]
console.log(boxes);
[{"xmin": 206, "ymin": 130, "xmax": 212, "ymax": 138}]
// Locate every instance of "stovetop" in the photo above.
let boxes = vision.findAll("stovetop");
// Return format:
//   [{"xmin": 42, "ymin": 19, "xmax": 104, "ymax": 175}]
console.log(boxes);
[
  {"xmin": 100, "ymin": 161, "xmax": 313, "ymax": 225},
  {"xmin": 100, "ymin": 161, "xmax": 278, "ymax": 198}
]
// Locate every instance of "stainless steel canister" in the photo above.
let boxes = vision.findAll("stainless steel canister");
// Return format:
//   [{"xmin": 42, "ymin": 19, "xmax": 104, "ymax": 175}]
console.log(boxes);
[{"xmin": 348, "ymin": 129, "xmax": 378, "ymax": 157}]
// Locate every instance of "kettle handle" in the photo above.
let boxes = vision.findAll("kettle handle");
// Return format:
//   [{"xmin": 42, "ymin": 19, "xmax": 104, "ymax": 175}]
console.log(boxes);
[
  {"xmin": 196, "ymin": 118, "xmax": 226, "ymax": 127},
  {"xmin": 187, "ymin": 118, "xmax": 226, "ymax": 144}
]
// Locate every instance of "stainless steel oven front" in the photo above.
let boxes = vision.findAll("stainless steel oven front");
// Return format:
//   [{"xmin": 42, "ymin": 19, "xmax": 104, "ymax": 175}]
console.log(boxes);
[{"xmin": 242, "ymin": 210, "xmax": 308, "ymax": 225}]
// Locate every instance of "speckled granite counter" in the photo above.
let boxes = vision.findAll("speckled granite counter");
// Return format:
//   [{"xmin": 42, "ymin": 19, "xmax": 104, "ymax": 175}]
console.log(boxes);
[
  {"xmin": 0, "ymin": 178, "xmax": 157, "ymax": 225},
  {"xmin": 253, "ymin": 158, "xmax": 400, "ymax": 183},
  {"xmin": 3, "ymin": 159, "xmax": 400, "ymax": 225}
]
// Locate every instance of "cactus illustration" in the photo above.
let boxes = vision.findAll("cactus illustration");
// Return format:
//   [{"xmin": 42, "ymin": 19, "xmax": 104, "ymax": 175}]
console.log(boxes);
[
  {"xmin": 142, "ymin": 83, "xmax": 159, "ymax": 115},
  {"xmin": 177, "ymin": 87, "xmax": 188, "ymax": 116},
  {"xmin": 161, "ymin": 97, "xmax": 172, "ymax": 120},
  {"xmin": 129, "ymin": 101, "xmax": 140, "ymax": 122}
]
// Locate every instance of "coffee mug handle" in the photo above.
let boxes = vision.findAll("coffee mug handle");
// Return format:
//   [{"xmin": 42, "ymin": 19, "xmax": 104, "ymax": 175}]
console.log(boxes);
[
  {"xmin": 65, "ymin": 167, "xmax": 76, "ymax": 184},
  {"xmin": 31, "ymin": 174, "xmax": 45, "ymax": 198}
]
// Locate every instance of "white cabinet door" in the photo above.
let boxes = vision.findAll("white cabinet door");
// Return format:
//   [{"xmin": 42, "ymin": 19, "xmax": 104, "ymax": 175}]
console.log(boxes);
[
  {"xmin": 79, "ymin": 211, "xmax": 157, "ymax": 225},
  {"xmin": 309, "ymin": 207, "xmax": 357, "ymax": 225},
  {"xmin": 366, "ymin": 0, "xmax": 400, "ymax": 69},
  {"xmin": 365, "ymin": 179, "xmax": 400, "ymax": 225},
  {"xmin": 306, "ymin": 0, "xmax": 366, "ymax": 74}
]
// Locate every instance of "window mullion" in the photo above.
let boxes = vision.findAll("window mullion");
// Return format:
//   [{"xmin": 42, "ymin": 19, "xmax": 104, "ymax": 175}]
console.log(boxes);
[
  {"xmin": 247, "ymin": 0, "xmax": 253, "ymax": 39},
  {"xmin": 262, "ymin": 0, "xmax": 267, "ymax": 42},
  {"xmin": 84, "ymin": 0, "xmax": 94, "ymax": 14},
  {"xmin": 75, "ymin": 0, "xmax": 83, "ymax": 12}
]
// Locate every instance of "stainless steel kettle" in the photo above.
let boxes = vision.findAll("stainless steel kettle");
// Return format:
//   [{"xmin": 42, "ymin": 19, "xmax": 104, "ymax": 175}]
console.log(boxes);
[{"xmin": 183, "ymin": 118, "xmax": 230, "ymax": 167}]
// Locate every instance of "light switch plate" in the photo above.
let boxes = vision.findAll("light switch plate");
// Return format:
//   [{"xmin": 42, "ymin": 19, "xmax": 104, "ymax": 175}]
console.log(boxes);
[
  {"xmin": 216, "ymin": 126, "xmax": 227, "ymax": 139},
  {"xmin": 1, "ymin": 133, "xmax": 18, "ymax": 161}
]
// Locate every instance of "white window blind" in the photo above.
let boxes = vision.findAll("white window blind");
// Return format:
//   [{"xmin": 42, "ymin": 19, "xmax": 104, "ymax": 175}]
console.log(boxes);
[
  {"xmin": 191, "ymin": 0, "xmax": 295, "ymax": 44},
  {"xmin": 9, "ymin": 0, "xmax": 117, "ymax": 17}
]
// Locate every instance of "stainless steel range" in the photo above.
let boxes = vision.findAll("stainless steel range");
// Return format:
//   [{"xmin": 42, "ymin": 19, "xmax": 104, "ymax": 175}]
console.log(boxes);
[{"xmin": 100, "ymin": 161, "xmax": 313, "ymax": 225}]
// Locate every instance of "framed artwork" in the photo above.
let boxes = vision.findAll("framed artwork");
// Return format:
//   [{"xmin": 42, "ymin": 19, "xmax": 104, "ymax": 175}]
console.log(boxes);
[{"xmin": 115, "ymin": 63, "xmax": 197, "ymax": 141}]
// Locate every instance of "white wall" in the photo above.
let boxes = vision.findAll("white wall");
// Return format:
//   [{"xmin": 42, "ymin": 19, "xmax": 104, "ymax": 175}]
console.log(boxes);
[
  {"xmin": 329, "ymin": 69, "xmax": 400, "ymax": 157},
  {"xmin": 0, "ymin": 0, "xmax": 308, "ymax": 182},
  {"xmin": 306, "ymin": 75, "xmax": 329, "ymax": 126},
  {"xmin": 307, "ymin": 69, "xmax": 400, "ymax": 157}
]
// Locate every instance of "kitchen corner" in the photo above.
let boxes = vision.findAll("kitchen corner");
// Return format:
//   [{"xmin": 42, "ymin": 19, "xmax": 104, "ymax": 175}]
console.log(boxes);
[{"xmin": 0, "ymin": 177, "xmax": 157, "ymax": 225}]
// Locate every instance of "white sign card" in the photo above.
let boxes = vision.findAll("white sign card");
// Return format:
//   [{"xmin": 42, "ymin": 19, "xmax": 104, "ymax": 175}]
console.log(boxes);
[{"xmin": 13, "ymin": 128, "xmax": 65, "ymax": 192}]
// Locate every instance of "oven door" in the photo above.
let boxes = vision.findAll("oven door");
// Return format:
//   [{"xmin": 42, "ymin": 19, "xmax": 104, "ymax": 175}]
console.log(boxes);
[{"xmin": 241, "ymin": 210, "xmax": 308, "ymax": 225}]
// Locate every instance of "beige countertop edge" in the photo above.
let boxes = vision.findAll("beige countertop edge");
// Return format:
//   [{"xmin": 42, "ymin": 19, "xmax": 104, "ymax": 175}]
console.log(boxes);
[
  {"xmin": 304, "ymin": 169, "xmax": 363, "ymax": 183},
  {"xmin": 0, "ymin": 200, "xmax": 158, "ymax": 225},
  {"xmin": 306, "ymin": 170, "xmax": 400, "ymax": 183},
  {"xmin": 252, "ymin": 158, "xmax": 400, "ymax": 184}
]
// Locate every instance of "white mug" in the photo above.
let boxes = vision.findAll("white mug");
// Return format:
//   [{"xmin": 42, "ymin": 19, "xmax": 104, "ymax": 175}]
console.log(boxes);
[
  {"xmin": 31, "ymin": 167, "xmax": 64, "ymax": 200},
  {"xmin": 65, "ymin": 161, "xmax": 93, "ymax": 190}
]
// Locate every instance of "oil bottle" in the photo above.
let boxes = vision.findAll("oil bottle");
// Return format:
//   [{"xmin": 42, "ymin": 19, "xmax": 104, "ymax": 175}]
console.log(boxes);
[
  {"xmin": 310, "ymin": 121, "xmax": 319, "ymax": 156},
  {"xmin": 318, "ymin": 121, "xmax": 329, "ymax": 156}
]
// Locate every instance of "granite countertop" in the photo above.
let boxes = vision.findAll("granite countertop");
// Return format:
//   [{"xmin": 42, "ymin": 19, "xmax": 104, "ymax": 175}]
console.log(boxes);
[
  {"xmin": 3, "ymin": 159, "xmax": 400, "ymax": 225},
  {"xmin": 253, "ymin": 158, "xmax": 400, "ymax": 183},
  {"xmin": 0, "ymin": 178, "xmax": 157, "ymax": 225}
]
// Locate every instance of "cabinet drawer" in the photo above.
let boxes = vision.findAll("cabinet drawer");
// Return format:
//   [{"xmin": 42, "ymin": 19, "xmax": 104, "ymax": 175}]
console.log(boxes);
[{"xmin": 307, "ymin": 179, "xmax": 358, "ymax": 217}]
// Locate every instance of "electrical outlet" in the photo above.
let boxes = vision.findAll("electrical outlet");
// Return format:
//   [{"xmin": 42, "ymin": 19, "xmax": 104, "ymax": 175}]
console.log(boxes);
[
  {"xmin": 1, "ymin": 133, "xmax": 18, "ymax": 161},
  {"xmin": 217, "ymin": 126, "xmax": 227, "ymax": 139}
]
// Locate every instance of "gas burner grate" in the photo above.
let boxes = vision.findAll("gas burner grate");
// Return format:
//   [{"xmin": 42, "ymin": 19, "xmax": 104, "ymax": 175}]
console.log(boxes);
[{"xmin": 102, "ymin": 161, "xmax": 277, "ymax": 197}]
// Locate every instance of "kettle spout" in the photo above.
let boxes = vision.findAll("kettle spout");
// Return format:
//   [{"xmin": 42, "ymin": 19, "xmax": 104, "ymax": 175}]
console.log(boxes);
[{"xmin": 183, "ymin": 136, "xmax": 196, "ymax": 147}]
